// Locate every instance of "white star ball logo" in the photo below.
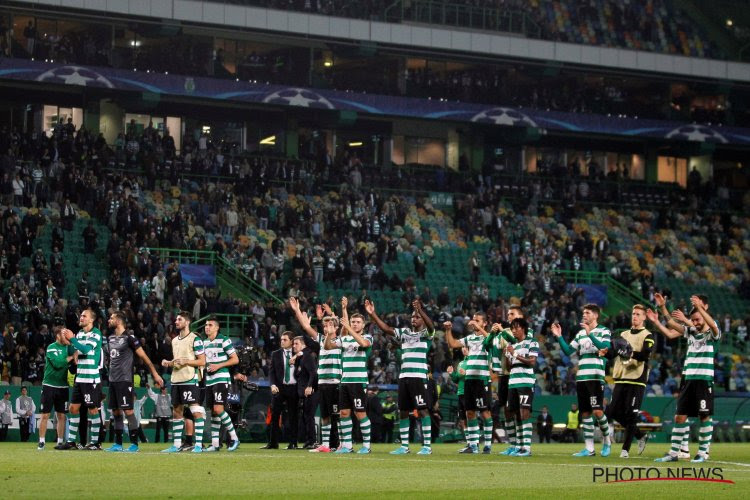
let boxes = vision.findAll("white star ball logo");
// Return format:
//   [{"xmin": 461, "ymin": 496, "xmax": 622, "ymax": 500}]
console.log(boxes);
[
  {"xmin": 36, "ymin": 65, "xmax": 114, "ymax": 88},
  {"xmin": 471, "ymin": 107, "xmax": 537, "ymax": 127},
  {"xmin": 262, "ymin": 88, "xmax": 334, "ymax": 109},
  {"xmin": 665, "ymin": 125, "xmax": 727, "ymax": 143}
]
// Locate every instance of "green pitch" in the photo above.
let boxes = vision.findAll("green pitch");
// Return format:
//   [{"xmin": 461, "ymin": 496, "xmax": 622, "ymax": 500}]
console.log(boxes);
[{"xmin": 1, "ymin": 443, "xmax": 748, "ymax": 499}]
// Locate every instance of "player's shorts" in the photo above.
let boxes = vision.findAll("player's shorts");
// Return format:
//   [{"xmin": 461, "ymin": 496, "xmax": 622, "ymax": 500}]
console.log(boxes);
[
  {"xmin": 319, "ymin": 383, "xmax": 340, "ymax": 418},
  {"xmin": 457, "ymin": 394, "xmax": 467, "ymax": 422},
  {"xmin": 576, "ymin": 380, "xmax": 604, "ymax": 413},
  {"xmin": 506, "ymin": 387, "xmax": 534, "ymax": 412},
  {"xmin": 108, "ymin": 381, "xmax": 135, "ymax": 410},
  {"xmin": 40, "ymin": 385, "xmax": 69, "ymax": 414},
  {"xmin": 464, "ymin": 379, "xmax": 491, "ymax": 411},
  {"xmin": 339, "ymin": 383, "xmax": 366, "ymax": 412},
  {"xmin": 398, "ymin": 377, "xmax": 428, "ymax": 411},
  {"xmin": 676, "ymin": 380, "xmax": 714, "ymax": 417},
  {"xmin": 606, "ymin": 383, "xmax": 645, "ymax": 425},
  {"xmin": 71, "ymin": 382, "xmax": 102, "ymax": 408},
  {"xmin": 205, "ymin": 383, "xmax": 229, "ymax": 408},
  {"xmin": 172, "ymin": 383, "xmax": 200, "ymax": 407},
  {"xmin": 497, "ymin": 375, "xmax": 510, "ymax": 407}
]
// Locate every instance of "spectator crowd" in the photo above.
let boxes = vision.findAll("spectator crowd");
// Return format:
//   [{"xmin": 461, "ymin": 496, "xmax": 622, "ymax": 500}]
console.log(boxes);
[{"xmin": 2, "ymin": 115, "xmax": 750, "ymax": 403}]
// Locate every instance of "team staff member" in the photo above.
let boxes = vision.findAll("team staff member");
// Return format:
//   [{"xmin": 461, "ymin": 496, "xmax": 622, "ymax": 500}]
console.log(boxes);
[
  {"xmin": 16, "ymin": 386, "xmax": 36, "ymax": 443},
  {"xmin": 536, "ymin": 406, "xmax": 553, "ymax": 444},
  {"xmin": 293, "ymin": 335, "xmax": 318, "ymax": 449},
  {"xmin": 262, "ymin": 331, "xmax": 299, "ymax": 449},
  {"xmin": 447, "ymin": 348, "xmax": 469, "ymax": 445},
  {"xmin": 38, "ymin": 326, "xmax": 74, "ymax": 450},
  {"xmin": 148, "ymin": 384, "xmax": 172, "ymax": 443},
  {"xmin": 602, "ymin": 304, "xmax": 653, "ymax": 458}
]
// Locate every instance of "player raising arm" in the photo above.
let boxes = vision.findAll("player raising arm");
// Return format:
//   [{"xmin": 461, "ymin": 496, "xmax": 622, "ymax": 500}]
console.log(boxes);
[
  {"xmin": 443, "ymin": 313, "xmax": 494, "ymax": 454},
  {"xmin": 648, "ymin": 298, "xmax": 720, "ymax": 463},
  {"xmin": 365, "ymin": 299, "xmax": 435, "ymax": 455},
  {"xmin": 551, "ymin": 304, "xmax": 613, "ymax": 458},
  {"xmin": 290, "ymin": 297, "xmax": 342, "ymax": 452},
  {"xmin": 324, "ymin": 296, "xmax": 373, "ymax": 454}
]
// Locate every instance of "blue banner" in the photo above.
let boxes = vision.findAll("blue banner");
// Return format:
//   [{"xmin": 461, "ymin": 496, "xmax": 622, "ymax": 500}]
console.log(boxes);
[
  {"xmin": 2, "ymin": 58, "xmax": 748, "ymax": 145},
  {"xmin": 175, "ymin": 264, "xmax": 216, "ymax": 288},
  {"xmin": 567, "ymin": 284, "xmax": 608, "ymax": 307}
]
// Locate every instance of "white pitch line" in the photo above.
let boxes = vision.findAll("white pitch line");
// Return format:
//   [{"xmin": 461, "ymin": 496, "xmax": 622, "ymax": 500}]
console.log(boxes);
[{"xmin": 124, "ymin": 451, "xmax": 750, "ymax": 471}]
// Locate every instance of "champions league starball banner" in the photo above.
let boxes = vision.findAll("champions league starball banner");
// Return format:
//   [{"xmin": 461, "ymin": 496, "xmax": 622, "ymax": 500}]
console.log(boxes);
[{"xmin": 2, "ymin": 57, "xmax": 750, "ymax": 145}]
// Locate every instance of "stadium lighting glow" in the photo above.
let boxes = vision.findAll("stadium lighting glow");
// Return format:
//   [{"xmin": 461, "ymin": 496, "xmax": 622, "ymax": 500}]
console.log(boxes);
[
  {"xmin": 324, "ymin": 61, "xmax": 333, "ymax": 67},
  {"xmin": 260, "ymin": 135, "xmax": 276, "ymax": 145},
  {"xmin": 348, "ymin": 141, "xmax": 363, "ymax": 147},
  {"xmin": 130, "ymin": 40, "xmax": 141, "ymax": 47},
  {"xmin": 727, "ymin": 19, "xmax": 733, "ymax": 27}
]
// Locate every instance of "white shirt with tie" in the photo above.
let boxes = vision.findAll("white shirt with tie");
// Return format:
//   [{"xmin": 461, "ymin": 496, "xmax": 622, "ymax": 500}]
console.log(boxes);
[{"xmin": 282, "ymin": 349, "xmax": 296, "ymax": 385}]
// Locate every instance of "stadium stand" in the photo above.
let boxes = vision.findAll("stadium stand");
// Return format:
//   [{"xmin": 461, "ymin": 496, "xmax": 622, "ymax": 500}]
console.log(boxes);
[{"xmin": 2, "ymin": 119, "xmax": 748, "ymax": 396}]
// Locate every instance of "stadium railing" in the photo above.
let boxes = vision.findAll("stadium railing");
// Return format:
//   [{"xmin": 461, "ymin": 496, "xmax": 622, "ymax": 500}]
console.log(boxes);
[
  {"xmin": 383, "ymin": 0, "xmax": 541, "ymax": 38},
  {"xmin": 192, "ymin": 312, "xmax": 254, "ymax": 339},
  {"xmin": 551, "ymin": 269, "xmax": 650, "ymax": 317},
  {"xmin": 145, "ymin": 247, "xmax": 283, "ymax": 305}
]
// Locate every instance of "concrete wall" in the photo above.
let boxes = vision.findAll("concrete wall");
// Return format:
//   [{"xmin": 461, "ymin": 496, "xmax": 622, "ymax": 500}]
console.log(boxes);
[{"xmin": 12, "ymin": 0, "xmax": 750, "ymax": 83}]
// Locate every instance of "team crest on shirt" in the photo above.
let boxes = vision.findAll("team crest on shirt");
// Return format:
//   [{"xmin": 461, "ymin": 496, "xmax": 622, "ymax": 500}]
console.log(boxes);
[
  {"xmin": 345, "ymin": 343, "xmax": 359, "ymax": 354},
  {"xmin": 580, "ymin": 339, "xmax": 593, "ymax": 350},
  {"xmin": 403, "ymin": 333, "xmax": 419, "ymax": 345},
  {"xmin": 690, "ymin": 336, "xmax": 706, "ymax": 349}
]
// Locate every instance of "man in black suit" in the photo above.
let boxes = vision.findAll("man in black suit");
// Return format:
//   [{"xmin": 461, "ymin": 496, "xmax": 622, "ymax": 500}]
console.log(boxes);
[
  {"xmin": 293, "ymin": 336, "xmax": 318, "ymax": 449},
  {"xmin": 262, "ymin": 331, "xmax": 299, "ymax": 449},
  {"xmin": 537, "ymin": 405, "xmax": 554, "ymax": 443}
]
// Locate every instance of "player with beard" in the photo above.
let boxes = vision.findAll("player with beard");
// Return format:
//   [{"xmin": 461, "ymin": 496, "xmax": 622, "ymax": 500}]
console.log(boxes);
[
  {"xmin": 160, "ymin": 311, "xmax": 207, "ymax": 453},
  {"xmin": 104, "ymin": 311, "xmax": 163, "ymax": 452}
]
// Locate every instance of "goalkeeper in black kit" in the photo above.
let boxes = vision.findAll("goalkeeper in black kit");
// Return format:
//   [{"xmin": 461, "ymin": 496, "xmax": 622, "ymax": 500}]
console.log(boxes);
[{"xmin": 600, "ymin": 304, "xmax": 654, "ymax": 458}]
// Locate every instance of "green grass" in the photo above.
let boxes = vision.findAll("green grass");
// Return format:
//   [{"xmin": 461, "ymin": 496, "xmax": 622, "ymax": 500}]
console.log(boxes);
[{"xmin": 1, "ymin": 443, "xmax": 748, "ymax": 498}]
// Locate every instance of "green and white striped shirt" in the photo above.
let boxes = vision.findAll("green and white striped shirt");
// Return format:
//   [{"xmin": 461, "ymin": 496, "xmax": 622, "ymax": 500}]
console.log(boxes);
[
  {"xmin": 334, "ymin": 333, "xmax": 372, "ymax": 384},
  {"xmin": 74, "ymin": 327, "xmax": 103, "ymax": 384},
  {"xmin": 459, "ymin": 334, "xmax": 491, "ymax": 381},
  {"xmin": 490, "ymin": 328, "xmax": 533, "ymax": 374},
  {"xmin": 318, "ymin": 333, "xmax": 342, "ymax": 385},
  {"xmin": 204, "ymin": 335, "xmax": 236, "ymax": 386},
  {"xmin": 394, "ymin": 327, "xmax": 436, "ymax": 380},
  {"xmin": 682, "ymin": 326, "xmax": 720, "ymax": 382},
  {"xmin": 569, "ymin": 326, "xmax": 611, "ymax": 383},
  {"xmin": 508, "ymin": 337, "xmax": 539, "ymax": 389}
]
